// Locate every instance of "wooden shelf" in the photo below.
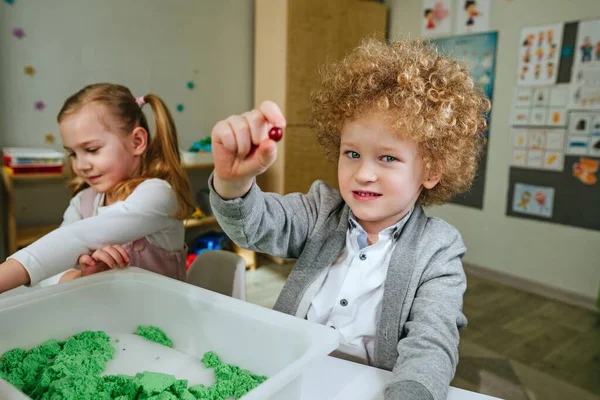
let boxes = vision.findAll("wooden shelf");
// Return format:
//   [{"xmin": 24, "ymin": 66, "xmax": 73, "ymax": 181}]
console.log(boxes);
[
  {"xmin": 11, "ymin": 173, "xmax": 67, "ymax": 181},
  {"xmin": 184, "ymin": 216, "xmax": 218, "ymax": 228},
  {"xmin": 2, "ymin": 167, "xmax": 67, "ymax": 181},
  {"xmin": 182, "ymin": 163, "xmax": 214, "ymax": 170},
  {"xmin": 16, "ymin": 224, "xmax": 60, "ymax": 248}
]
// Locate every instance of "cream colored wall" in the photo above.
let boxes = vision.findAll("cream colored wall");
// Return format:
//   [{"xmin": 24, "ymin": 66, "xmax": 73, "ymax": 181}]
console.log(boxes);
[
  {"xmin": 387, "ymin": 0, "xmax": 600, "ymax": 299},
  {"xmin": 0, "ymin": 1, "xmax": 254, "ymax": 243},
  {"xmin": 1, "ymin": 0, "xmax": 254, "ymax": 151}
]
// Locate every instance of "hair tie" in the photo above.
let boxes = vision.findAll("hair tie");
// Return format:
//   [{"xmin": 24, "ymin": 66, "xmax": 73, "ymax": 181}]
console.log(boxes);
[{"xmin": 135, "ymin": 96, "xmax": 146, "ymax": 107}]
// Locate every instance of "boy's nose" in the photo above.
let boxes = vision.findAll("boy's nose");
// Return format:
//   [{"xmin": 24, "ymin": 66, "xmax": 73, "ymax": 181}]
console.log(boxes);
[{"xmin": 354, "ymin": 161, "xmax": 377, "ymax": 183}]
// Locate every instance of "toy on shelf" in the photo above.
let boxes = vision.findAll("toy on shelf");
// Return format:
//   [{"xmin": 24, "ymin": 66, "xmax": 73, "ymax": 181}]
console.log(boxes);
[
  {"xmin": 2, "ymin": 147, "xmax": 65, "ymax": 175},
  {"xmin": 189, "ymin": 136, "xmax": 212, "ymax": 153},
  {"xmin": 190, "ymin": 207, "xmax": 206, "ymax": 220},
  {"xmin": 186, "ymin": 231, "xmax": 229, "ymax": 269}
]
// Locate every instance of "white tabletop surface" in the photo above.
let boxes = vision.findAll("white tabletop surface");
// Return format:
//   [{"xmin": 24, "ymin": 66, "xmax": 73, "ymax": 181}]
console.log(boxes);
[
  {"xmin": 302, "ymin": 355, "xmax": 503, "ymax": 400},
  {"xmin": 1, "ymin": 282, "xmax": 502, "ymax": 400}
]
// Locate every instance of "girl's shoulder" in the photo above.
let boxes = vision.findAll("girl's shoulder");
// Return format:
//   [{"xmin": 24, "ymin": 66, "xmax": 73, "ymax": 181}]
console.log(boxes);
[
  {"xmin": 128, "ymin": 178, "xmax": 178, "ymax": 214},
  {"xmin": 135, "ymin": 178, "xmax": 173, "ymax": 190}
]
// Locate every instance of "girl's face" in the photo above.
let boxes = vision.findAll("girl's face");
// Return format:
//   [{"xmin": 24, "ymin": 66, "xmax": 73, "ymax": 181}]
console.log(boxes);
[{"xmin": 60, "ymin": 105, "xmax": 146, "ymax": 196}]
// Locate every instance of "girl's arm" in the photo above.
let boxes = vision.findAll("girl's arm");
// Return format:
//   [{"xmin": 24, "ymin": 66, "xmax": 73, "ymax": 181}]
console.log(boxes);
[
  {"xmin": 0, "ymin": 179, "xmax": 178, "ymax": 291},
  {"xmin": 0, "ymin": 259, "xmax": 30, "ymax": 292},
  {"xmin": 36, "ymin": 193, "xmax": 86, "ymax": 286}
]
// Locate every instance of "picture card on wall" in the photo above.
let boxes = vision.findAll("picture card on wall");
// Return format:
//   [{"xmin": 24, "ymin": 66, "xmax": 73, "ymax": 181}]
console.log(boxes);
[
  {"xmin": 511, "ymin": 128, "xmax": 567, "ymax": 171},
  {"xmin": 453, "ymin": 0, "xmax": 490, "ymax": 35},
  {"xmin": 512, "ymin": 183, "xmax": 555, "ymax": 218},
  {"xmin": 511, "ymin": 149, "xmax": 527, "ymax": 166},
  {"xmin": 567, "ymin": 135, "xmax": 591, "ymax": 155},
  {"xmin": 514, "ymin": 87, "xmax": 533, "ymax": 107},
  {"xmin": 511, "ymin": 85, "xmax": 568, "ymax": 127},
  {"xmin": 591, "ymin": 134, "xmax": 600, "ymax": 156},
  {"xmin": 422, "ymin": 0, "xmax": 452, "ymax": 37},
  {"xmin": 512, "ymin": 108, "xmax": 531, "ymax": 126},
  {"xmin": 516, "ymin": 23, "xmax": 563, "ymax": 86},
  {"xmin": 543, "ymin": 151, "xmax": 564, "ymax": 171}
]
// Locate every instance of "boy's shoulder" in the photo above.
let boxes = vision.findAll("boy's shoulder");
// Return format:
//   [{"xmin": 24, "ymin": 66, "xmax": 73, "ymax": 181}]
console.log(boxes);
[
  {"xmin": 306, "ymin": 180, "xmax": 344, "ymax": 208},
  {"xmin": 419, "ymin": 212, "xmax": 465, "ymax": 251}
]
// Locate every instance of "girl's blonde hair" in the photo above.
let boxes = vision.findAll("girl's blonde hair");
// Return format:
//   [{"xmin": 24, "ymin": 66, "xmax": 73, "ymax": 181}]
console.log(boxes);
[{"xmin": 58, "ymin": 83, "xmax": 193, "ymax": 219}]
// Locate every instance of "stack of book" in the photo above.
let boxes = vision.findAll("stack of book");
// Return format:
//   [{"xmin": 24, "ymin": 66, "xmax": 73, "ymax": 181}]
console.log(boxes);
[{"xmin": 2, "ymin": 147, "xmax": 65, "ymax": 175}]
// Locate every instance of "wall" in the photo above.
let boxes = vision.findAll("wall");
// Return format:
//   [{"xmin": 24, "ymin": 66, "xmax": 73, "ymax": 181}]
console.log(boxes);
[
  {"xmin": 1, "ymin": 0, "xmax": 254, "ymax": 151},
  {"xmin": 1, "ymin": 1, "xmax": 254, "ymax": 237},
  {"xmin": 387, "ymin": 0, "xmax": 600, "ymax": 300}
]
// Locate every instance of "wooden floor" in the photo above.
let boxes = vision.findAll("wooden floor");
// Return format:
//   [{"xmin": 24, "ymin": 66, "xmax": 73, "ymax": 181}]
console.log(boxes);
[
  {"xmin": 458, "ymin": 273, "xmax": 600, "ymax": 399},
  {"xmin": 246, "ymin": 255, "xmax": 600, "ymax": 400}
]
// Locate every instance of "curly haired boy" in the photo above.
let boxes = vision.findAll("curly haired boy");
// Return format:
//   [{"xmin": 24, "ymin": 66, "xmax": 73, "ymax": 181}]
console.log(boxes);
[{"xmin": 208, "ymin": 38, "xmax": 490, "ymax": 400}]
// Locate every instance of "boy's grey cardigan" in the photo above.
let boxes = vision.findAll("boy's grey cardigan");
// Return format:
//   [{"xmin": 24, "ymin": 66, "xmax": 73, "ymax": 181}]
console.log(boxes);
[{"xmin": 209, "ymin": 177, "xmax": 468, "ymax": 400}]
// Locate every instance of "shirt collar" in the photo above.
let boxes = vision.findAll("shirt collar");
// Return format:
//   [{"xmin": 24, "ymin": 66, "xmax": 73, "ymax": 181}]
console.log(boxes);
[{"xmin": 348, "ymin": 206, "xmax": 414, "ymax": 243}]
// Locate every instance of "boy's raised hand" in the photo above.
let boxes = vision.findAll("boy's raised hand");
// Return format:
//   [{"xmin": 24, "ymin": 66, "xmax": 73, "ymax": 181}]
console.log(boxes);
[{"xmin": 211, "ymin": 100, "xmax": 286, "ymax": 199}]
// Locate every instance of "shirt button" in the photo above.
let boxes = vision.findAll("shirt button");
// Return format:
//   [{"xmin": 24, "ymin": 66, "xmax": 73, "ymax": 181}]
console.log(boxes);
[
  {"xmin": 340, "ymin": 299, "xmax": 348, "ymax": 307},
  {"xmin": 359, "ymin": 253, "xmax": 367, "ymax": 260}
]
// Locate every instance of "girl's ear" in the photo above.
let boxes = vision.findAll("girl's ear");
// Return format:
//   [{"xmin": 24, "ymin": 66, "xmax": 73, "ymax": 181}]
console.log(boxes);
[{"xmin": 131, "ymin": 127, "xmax": 148, "ymax": 156}]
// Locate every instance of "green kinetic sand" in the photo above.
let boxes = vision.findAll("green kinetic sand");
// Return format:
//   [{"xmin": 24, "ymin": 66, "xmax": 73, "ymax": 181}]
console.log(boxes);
[
  {"xmin": 134, "ymin": 326, "xmax": 173, "ymax": 348},
  {"xmin": 0, "ymin": 327, "xmax": 267, "ymax": 400}
]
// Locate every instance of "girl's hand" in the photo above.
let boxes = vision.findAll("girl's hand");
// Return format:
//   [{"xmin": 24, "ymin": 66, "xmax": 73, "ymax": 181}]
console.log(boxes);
[
  {"xmin": 211, "ymin": 100, "xmax": 286, "ymax": 199},
  {"xmin": 78, "ymin": 245, "xmax": 130, "ymax": 276}
]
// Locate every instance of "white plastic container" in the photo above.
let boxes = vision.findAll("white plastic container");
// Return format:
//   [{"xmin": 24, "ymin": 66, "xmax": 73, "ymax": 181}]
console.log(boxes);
[{"xmin": 0, "ymin": 269, "xmax": 339, "ymax": 399}]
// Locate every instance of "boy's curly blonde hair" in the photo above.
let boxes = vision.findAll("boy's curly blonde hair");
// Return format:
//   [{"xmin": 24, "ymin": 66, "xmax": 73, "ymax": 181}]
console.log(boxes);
[{"xmin": 311, "ymin": 38, "xmax": 490, "ymax": 206}]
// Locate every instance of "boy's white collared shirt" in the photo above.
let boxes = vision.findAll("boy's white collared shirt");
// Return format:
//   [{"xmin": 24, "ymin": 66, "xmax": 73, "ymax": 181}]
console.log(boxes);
[{"xmin": 306, "ymin": 208, "xmax": 412, "ymax": 365}]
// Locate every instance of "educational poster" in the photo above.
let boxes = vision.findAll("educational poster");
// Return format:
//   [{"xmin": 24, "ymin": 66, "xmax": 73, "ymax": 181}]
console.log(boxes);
[
  {"xmin": 516, "ymin": 23, "xmax": 563, "ymax": 86},
  {"xmin": 569, "ymin": 18, "xmax": 600, "ymax": 110},
  {"xmin": 507, "ymin": 19, "xmax": 600, "ymax": 231},
  {"xmin": 507, "ymin": 157, "xmax": 600, "ymax": 229},
  {"xmin": 566, "ymin": 111, "xmax": 600, "ymax": 156},
  {"xmin": 511, "ymin": 128, "xmax": 565, "ymax": 171},
  {"xmin": 511, "ymin": 85, "xmax": 569, "ymax": 127},
  {"xmin": 454, "ymin": 0, "xmax": 490, "ymax": 35},
  {"xmin": 432, "ymin": 32, "xmax": 498, "ymax": 209},
  {"xmin": 512, "ymin": 183, "xmax": 555, "ymax": 218},
  {"xmin": 422, "ymin": 0, "xmax": 452, "ymax": 38}
]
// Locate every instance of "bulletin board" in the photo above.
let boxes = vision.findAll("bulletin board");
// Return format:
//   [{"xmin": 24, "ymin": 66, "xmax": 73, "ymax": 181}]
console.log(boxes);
[
  {"xmin": 432, "ymin": 31, "xmax": 498, "ymax": 209},
  {"xmin": 507, "ymin": 18, "xmax": 600, "ymax": 231}
]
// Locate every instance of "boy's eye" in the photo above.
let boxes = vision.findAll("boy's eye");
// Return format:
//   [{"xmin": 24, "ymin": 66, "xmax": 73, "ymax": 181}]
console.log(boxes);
[
  {"xmin": 68, "ymin": 153, "xmax": 76, "ymax": 158},
  {"xmin": 347, "ymin": 151, "xmax": 360, "ymax": 159},
  {"xmin": 381, "ymin": 155, "xmax": 397, "ymax": 162},
  {"xmin": 87, "ymin": 148, "xmax": 98, "ymax": 154}
]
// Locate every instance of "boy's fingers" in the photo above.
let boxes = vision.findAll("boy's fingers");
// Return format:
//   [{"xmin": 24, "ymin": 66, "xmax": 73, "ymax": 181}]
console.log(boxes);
[
  {"xmin": 259, "ymin": 101, "xmax": 286, "ymax": 128},
  {"xmin": 212, "ymin": 120, "xmax": 237, "ymax": 153},
  {"xmin": 225, "ymin": 115, "xmax": 252, "ymax": 158}
]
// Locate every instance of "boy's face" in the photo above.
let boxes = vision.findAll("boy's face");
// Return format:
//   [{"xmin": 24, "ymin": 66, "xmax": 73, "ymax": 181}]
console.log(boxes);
[{"xmin": 338, "ymin": 114, "xmax": 439, "ymax": 234}]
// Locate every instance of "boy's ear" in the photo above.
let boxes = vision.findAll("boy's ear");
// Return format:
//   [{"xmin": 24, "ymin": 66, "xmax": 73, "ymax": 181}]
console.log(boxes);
[
  {"xmin": 131, "ymin": 127, "xmax": 148, "ymax": 156},
  {"xmin": 423, "ymin": 170, "xmax": 441, "ymax": 189},
  {"xmin": 423, "ymin": 175, "xmax": 441, "ymax": 190}
]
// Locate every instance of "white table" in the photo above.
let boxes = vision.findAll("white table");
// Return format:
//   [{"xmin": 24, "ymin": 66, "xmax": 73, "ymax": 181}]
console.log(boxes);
[
  {"xmin": 2, "ymin": 281, "xmax": 501, "ymax": 400},
  {"xmin": 302, "ymin": 355, "xmax": 502, "ymax": 400}
]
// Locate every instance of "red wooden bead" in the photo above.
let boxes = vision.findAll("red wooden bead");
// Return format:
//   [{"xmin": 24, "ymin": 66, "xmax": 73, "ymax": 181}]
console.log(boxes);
[{"xmin": 269, "ymin": 127, "xmax": 283, "ymax": 142}]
